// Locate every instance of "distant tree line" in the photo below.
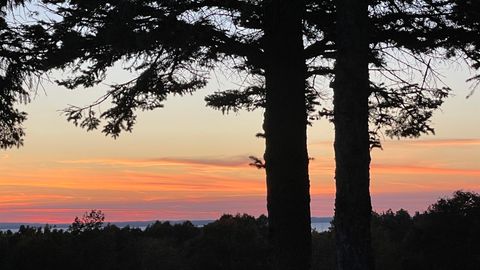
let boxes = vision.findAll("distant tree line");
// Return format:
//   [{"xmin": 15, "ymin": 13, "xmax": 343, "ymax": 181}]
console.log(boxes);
[
  {"xmin": 315, "ymin": 190, "xmax": 480, "ymax": 270},
  {"xmin": 0, "ymin": 191, "xmax": 478, "ymax": 270}
]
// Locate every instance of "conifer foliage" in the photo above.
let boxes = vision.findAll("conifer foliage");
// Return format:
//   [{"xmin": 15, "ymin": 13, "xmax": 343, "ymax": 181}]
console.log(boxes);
[{"xmin": 0, "ymin": 0, "xmax": 31, "ymax": 149}]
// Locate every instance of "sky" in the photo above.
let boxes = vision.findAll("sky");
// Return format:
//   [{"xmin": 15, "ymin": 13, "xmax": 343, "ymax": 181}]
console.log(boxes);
[{"xmin": 0, "ymin": 60, "xmax": 479, "ymax": 224}]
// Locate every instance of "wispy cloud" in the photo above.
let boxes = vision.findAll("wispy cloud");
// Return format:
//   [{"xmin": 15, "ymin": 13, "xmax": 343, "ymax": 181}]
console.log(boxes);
[
  {"xmin": 394, "ymin": 138, "xmax": 480, "ymax": 147},
  {"xmin": 3, "ymin": 150, "xmax": 478, "ymax": 223},
  {"xmin": 0, "ymin": 197, "xmax": 74, "ymax": 208},
  {"xmin": 372, "ymin": 164, "xmax": 480, "ymax": 176},
  {"xmin": 308, "ymin": 159, "xmax": 480, "ymax": 176},
  {"xmin": 311, "ymin": 138, "xmax": 480, "ymax": 147},
  {"xmin": 58, "ymin": 156, "xmax": 250, "ymax": 169},
  {"xmin": 0, "ymin": 171, "xmax": 264, "ymax": 196}
]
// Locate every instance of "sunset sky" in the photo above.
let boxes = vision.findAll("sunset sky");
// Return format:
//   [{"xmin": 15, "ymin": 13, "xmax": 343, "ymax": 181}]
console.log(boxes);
[{"xmin": 1, "ymin": 62, "xmax": 479, "ymax": 224}]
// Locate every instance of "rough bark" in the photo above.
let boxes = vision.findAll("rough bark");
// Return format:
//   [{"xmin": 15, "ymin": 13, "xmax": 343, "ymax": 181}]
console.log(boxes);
[
  {"xmin": 333, "ymin": 0, "xmax": 374, "ymax": 269},
  {"xmin": 263, "ymin": 1, "xmax": 311, "ymax": 269}
]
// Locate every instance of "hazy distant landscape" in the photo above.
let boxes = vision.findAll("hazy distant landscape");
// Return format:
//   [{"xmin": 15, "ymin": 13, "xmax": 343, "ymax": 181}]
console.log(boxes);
[{"xmin": 0, "ymin": 217, "xmax": 333, "ymax": 232}]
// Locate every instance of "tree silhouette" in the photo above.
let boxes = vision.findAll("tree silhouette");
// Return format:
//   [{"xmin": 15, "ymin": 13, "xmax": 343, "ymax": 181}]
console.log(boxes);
[
  {"xmin": 332, "ymin": 1, "xmax": 480, "ymax": 269},
  {"xmin": 22, "ymin": 1, "xmax": 313, "ymax": 268},
  {"xmin": 69, "ymin": 209, "xmax": 105, "ymax": 233},
  {"xmin": 333, "ymin": 0, "xmax": 373, "ymax": 270},
  {"xmin": 262, "ymin": 1, "xmax": 312, "ymax": 269},
  {"xmin": 11, "ymin": 0, "xmax": 480, "ymax": 268},
  {"xmin": 0, "ymin": 0, "xmax": 31, "ymax": 149}
]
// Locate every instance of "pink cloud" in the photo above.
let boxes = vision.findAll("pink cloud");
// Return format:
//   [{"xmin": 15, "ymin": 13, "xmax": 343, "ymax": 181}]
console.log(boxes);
[{"xmin": 2, "ymin": 191, "xmax": 472, "ymax": 223}]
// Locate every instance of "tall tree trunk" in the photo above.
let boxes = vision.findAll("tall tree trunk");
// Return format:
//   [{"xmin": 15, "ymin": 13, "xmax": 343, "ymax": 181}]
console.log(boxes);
[
  {"xmin": 263, "ymin": 1, "xmax": 311, "ymax": 270},
  {"xmin": 333, "ymin": 0, "xmax": 374, "ymax": 270}
]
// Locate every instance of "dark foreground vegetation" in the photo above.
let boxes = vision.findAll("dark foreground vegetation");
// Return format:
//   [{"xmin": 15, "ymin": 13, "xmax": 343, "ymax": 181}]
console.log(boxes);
[{"xmin": 0, "ymin": 191, "xmax": 478, "ymax": 270}]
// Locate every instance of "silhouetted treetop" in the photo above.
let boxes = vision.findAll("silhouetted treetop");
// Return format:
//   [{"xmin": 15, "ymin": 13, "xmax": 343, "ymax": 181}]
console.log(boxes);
[
  {"xmin": 428, "ymin": 190, "xmax": 480, "ymax": 216},
  {"xmin": 69, "ymin": 209, "xmax": 105, "ymax": 233}
]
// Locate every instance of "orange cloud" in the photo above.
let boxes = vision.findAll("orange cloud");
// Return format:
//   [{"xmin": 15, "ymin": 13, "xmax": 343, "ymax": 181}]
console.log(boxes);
[
  {"xmin": 372, "ymin": 164, "xmax": 480, "ymax": 176},
  {"xmin": 58, "ymin": 156, "xmax": 250, "ymax": 168},
  {"xmin": 307, "ymin": 151, "xmax": 480, "ymax": 177},
  {"xmin": 2, "ymin": 150, "xmax": 478, "ymax": 223}
]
